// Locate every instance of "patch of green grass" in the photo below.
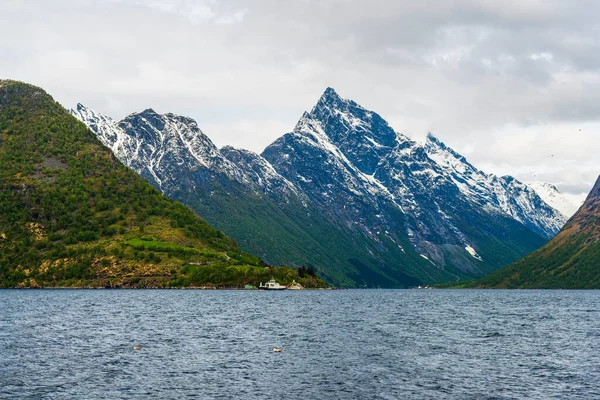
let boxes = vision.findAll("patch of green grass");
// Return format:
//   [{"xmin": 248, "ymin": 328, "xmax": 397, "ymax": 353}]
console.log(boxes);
[{"xmin": 125, "ymin": 238, "xmax": 229, "ymax": 262}]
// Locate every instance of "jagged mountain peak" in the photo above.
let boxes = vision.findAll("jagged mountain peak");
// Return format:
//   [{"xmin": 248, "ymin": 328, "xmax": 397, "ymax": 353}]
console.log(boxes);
[
  {"xmin": 277, "ymin": 89, "xmax": 566, "ymax": 237},
  {"xmin": 314, "ymin": 87, "xmax": 346, "ymax": 109},
  {"xmin": 298, "ymin": 88, "xmax": 404, "ymax": 175},
  {"xmin": 73, "ymin": 105, "xmax": 225, "ymax": 185},
  {"xmin": 321, "ymin": 86, "xmax": 341, "ymax": 99},
  {"xmin": 426, "ymin": 132, "xmax": 455, "ymax": 150},
  {"xmin": 425, "ymin": 132, "xmax": 439, "ymax": 142},
  {"xmin": 311, "ymin": 87, "xmax": 368, "ymax": 119},
  {"xmin": 312, "ymin": 87, "xmax": 374, "ymax": 119},
  {"xmin": 424, "ymin": 133, "xmax": 468, "ymax": 161},
  {"xmin": 72, "ymin": 105, "xmax": 299, "ymax": 199},
  {"xmin": 424, "ymin": 133, "xmax": 476, "ymax": 176},
  {"xmin": 140, "ymin": 107, "xmax": 158, "ymax": 116},
  {"xmin": 323, "ymin": 86, "xmax": 339, "ymax": 96},
  {"xmin": 123, "ymin": 108, "xmax": 167, "ymax": 131},
  {"xmin": 122, "ymin": 108, "xmax": 200, "ymax": 129},
  {"xmin": 72, "ymin": 102, "xmax": 102, "ymax": 117}
]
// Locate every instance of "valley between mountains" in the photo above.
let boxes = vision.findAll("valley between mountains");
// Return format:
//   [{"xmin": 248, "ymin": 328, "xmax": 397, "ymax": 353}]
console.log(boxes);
[{"xmin": 72, "ymin": 87, "xmax": 575, "ymax": 288}]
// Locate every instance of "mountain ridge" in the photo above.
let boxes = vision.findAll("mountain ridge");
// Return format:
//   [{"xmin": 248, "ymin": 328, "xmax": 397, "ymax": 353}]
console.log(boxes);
[{"xmin": 72, "ymin": 87, "xmax": 567, "ymax": 287}]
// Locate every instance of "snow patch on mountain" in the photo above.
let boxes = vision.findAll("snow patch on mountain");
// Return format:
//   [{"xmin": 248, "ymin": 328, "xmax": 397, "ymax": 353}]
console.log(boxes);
[
  {"xmin": 220, "ymin": 146, "xmax": 300, "ymax": 199},
  {"xmin": 71, "ymin": 104, "xmax": 125, "ymax": 150},
  {"xmin": 465, "ymin": 245, "xmax": 483, "ymax": 261},
  {"xmin": 528, "ymin": 182, "xmax": 579, "ymax": 218}
]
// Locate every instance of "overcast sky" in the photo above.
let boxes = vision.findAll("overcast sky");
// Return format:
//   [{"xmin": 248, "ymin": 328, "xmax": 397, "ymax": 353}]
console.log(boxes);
[{"xmin": 1, "ymin": 0, "xmax": 598, "ymax": 204}]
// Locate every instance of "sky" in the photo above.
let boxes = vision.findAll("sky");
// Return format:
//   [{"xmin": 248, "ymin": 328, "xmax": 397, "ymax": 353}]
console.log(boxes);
[{"xmin": 1, "ymin": 0, "xmax": 599, "ymax": 204}]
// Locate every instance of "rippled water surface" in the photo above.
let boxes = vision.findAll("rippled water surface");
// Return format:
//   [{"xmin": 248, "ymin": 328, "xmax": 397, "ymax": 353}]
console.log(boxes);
[{"xmin": 1, "ymin": 289, "xmax": 599, "ymax": 399}]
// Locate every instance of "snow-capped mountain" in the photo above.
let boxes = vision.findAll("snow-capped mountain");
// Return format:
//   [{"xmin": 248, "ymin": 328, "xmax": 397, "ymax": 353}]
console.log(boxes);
[
  {"xmin": 424, "ymin": 135, "xmax": 565, "ymax": 237},
  {"xmin": 262, "ymin": 88, "xmax": 565, "ymax": 274},
  {"xmin": 527, "ymin": 182, "xmax": 579, "ymax": 218},
  {"xmin": 71, "ymin": 89, "xmax": 567, "ymax": 287},
  {"xmin": 71, "ymin": 104, "xmax": 297, "ymax": 199}
]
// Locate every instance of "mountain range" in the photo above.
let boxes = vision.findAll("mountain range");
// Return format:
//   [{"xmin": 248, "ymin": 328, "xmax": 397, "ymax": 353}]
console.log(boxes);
[{"xmin": 72, "ymin": 88, "xmax": 570, "ymax": 287}]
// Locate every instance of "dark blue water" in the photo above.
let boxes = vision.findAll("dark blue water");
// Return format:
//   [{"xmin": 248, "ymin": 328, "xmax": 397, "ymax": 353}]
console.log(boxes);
[{"xmin": 0, "ymin": 289, "xmax": 598, "ymax": 399}]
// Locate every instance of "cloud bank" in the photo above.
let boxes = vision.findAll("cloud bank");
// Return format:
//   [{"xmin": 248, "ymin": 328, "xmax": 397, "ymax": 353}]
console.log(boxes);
[{"xmin": 1, "ymin": 0, "xmax": 598, "ymax": 201}]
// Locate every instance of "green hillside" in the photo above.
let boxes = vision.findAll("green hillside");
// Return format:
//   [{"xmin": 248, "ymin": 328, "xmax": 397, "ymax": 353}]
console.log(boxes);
[
  {"xmin": 173, "ymin": 186, "xmax": 474, "ymax": 288},
  {"xmin": 0, "ymin": 80, "xmax": 325, "ymax": 289},
  {"xmin": 454, "ymin": 176, "xmax": 600, "ymax": 289},
  {"xmin": 178, "ymin": 184, "xmax": 551, "ymax": 288}
]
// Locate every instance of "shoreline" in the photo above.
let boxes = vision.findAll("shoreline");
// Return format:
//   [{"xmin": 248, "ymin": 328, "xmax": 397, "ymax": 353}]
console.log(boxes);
[{"xmin": 0, "ymin": 286, "xmax": 336, "ymax": 290}]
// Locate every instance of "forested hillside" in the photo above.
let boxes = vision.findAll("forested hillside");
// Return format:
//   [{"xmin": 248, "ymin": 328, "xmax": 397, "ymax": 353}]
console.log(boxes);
[{"xmin": 0, "ymin": 80, "xmax": 324, "ymax": 288}]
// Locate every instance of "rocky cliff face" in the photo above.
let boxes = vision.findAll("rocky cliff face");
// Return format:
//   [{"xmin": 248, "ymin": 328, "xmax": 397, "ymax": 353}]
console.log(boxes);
[{"xmin": 72, "ymin": 88, "xmax": 567, "ymax": 287}]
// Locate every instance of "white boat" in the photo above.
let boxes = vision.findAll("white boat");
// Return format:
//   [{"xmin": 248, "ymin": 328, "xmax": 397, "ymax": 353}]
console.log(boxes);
[
  {"xmin": 259, "ymin": 278, "xmax": 287, "ymax": 290},
  {"xmin": 288, "ymin": 280, "xmax": 304, "ymax": 290}
]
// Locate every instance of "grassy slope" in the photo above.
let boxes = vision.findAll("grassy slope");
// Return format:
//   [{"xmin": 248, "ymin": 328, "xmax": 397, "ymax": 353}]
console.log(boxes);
[{"xmin": 0, "ymin": 80, "xmax": 326, "ymax": 289}]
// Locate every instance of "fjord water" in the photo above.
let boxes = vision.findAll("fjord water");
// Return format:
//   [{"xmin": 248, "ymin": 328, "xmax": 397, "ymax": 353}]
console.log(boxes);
[{"xmin": 1, "ymin": 290, "xmax": 598, "ymax": 399}]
